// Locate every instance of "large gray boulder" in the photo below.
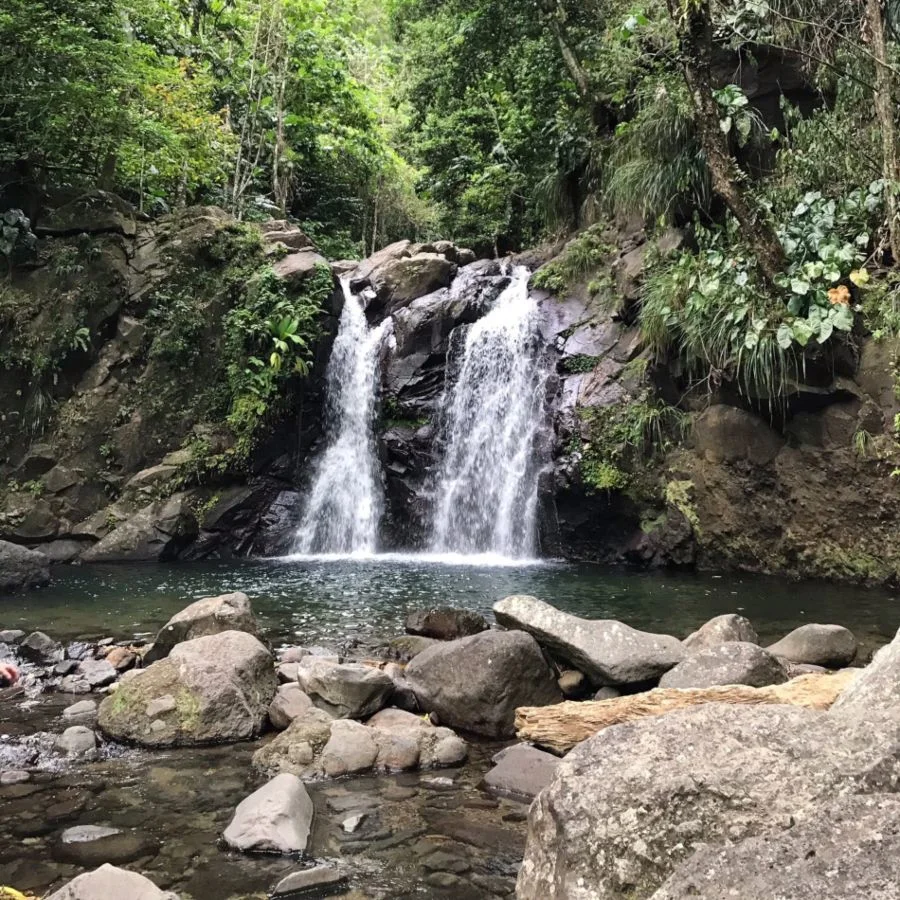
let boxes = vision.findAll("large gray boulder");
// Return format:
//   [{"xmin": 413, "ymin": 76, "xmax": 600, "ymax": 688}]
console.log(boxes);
[
  {"xmin": 296, "ymin": 657, "xmax": 394, "ymax": 719},
  {"xmin": 45, "ymin": 863, "xmax": 178, "ymax": 900},
  {"xmin": 683, "ymin": 613, "xmax": 758, "ymax": 651},
  {"xmin": 0, "ymin": 539, "xmax": 50, "ymax": 591},
  {"xmin": 650, "ymin": 794, "xmax": 900, "ymax": 900},
  {"xmin": 517, "ymin": 701, "xmax": 900, "ymax": 899},
  {"xmin": 404, "ymin": 629, "xmax": 561, "ymax": 738},
  {"xmin": 97, "ymin": 631, "xmax": 276, "ymax": 747},
  {"xmin": 833, "ymin": 625, "xmax": 900, "ymax": 714},
  {"xmin": 222, "ymin": 773, "xmax": 313, "ymax": 854},
  {"xmin": 369, "ymin": 253, "xmax": 456, "ymax": 314},
  {"xmin": 144, "ymin": 591, "xmax": 260, "ymax": 663},
  {"xmin": 493, "ymin": 595, "xmax": 684, "ymax": 686},
  {"xmin": 768, "ymin": 623, "xmax": 858, "ymax": 667},
  {"xmin": 268, "ymin": 682, "xmax": 314, "ymax": 730},
  {"xmin": 659, "ymin": 641, "xmax": 787, "ymax": 689}
]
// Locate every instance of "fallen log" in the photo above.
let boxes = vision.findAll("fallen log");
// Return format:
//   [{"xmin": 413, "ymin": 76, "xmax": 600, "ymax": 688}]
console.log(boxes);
[{"xmin": 515, "ymin": 669, "xmax": 858, "ymax": 755}]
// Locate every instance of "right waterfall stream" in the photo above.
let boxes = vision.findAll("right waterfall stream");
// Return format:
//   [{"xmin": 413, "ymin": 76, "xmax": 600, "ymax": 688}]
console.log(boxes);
[{"xmin": 429, "ymin": 265, "xmax": 549, "ymax": 559}]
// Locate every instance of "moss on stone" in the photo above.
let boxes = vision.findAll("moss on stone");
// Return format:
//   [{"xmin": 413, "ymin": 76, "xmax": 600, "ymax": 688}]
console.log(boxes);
[{"xmin": 664, "ymin": 479, "xmax": 700, "ymax": 535}]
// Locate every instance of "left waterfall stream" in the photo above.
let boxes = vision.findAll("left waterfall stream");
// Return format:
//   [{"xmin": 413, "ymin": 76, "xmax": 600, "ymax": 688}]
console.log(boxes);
[{"xmin": 293, "ymin": 276, "xmax": 391, "ymax": 556}]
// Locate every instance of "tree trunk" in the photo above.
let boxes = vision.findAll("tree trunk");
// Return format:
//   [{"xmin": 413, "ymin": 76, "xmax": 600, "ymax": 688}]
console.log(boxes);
[
  {"xmin": 515, "ymin": 670, "xmax": 856, "ymax": 755},
  {"xmin": 673, "ymin": 0, "xmax": 785, "ymax": 284},
  {"xmin": 867, "ymin": 0, "xmax": 900, "ymax": 262}
]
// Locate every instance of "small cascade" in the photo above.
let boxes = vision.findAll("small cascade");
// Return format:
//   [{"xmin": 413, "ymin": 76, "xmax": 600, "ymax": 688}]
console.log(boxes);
[
  {"xmin": 294, "ymin": 277, "xmax": 390, "ymax": 555},
  {"xmin": 429, "ymin": 265, "xmax": 549, "ymax": 558}
]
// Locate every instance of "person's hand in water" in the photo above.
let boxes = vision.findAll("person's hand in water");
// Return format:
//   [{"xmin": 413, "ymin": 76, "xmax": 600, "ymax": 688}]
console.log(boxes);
[{"xmin": 0, "ymin": 663, "xmax": 19, "ymax": 686}]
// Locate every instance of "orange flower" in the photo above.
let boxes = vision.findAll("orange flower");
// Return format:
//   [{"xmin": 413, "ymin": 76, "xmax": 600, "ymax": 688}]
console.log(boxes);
[{"xmin": 828, "ymin": 285, "xmax": 851, "ymax": 305}]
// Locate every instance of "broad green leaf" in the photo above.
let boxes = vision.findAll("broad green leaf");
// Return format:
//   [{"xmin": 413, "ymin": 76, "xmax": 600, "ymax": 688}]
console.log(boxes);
[
  {"xmin": 790, "ymin": 278, "xmax": 810, "ymax": 295},
  {"xmin": 791, "ymin": 320, "xmax": 815, "ymax": 347},
  {"xmin": 776, "ymin": 323, "xmax": 794, "ymax": 349}
]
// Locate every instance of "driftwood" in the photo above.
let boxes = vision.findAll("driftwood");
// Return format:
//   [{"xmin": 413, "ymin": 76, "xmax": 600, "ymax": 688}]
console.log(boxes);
[{"xmin": 515, "ymin": 669, "xmax": 859, "ymax": 755}]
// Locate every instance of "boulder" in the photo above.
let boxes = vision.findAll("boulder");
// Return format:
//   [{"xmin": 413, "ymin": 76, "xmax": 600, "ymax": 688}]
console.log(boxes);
[
  {"xmin": 63, "ymin": 700, "xmax": 98, "ymax": 723},
  {"xmin": 404, "ymin": 630, "xmax": 562, "ymax": 738},
  {"xmin": 659, "ymin": 641, "xmax": 787, "ymax": 689},
  {"xmin": 252, "ymin": 706, "xmax": 466, "ymax": 778},
  {"xmin": 349, "ymin": 239, "xmax": 412, "ymax": 290},
  {"xmin": 369, "ymin": 253, "xmax": 456, "ymax": 314},
  {"xmin": 20, "ymin": 630, "xmax": 61, "ymax": 663},
  {"xmin": 767, "ymin": 623, "xmax": 858, "ymax": 667},
  {"xmin": 297, "ymin": 657, "xmax": 393, "ymax": 719},
  {"xmin": 37, "ymin": 191, "xmax": 140, "ymax": 237},
  {"xmin": 833, "ymin": 625, "xmax": 900, "ymax": 715},
  {"xmin": 222, "ymin": 773, "xmax": 313, "ymax": 854},
  {"xmin": 0, "ymin": 540, "xmax": 50, "ymax": 591},
  {"xmin": 44, "ymin": 863, "xmax": 178, "ymax": 900},
  {"xmin": 81, "ymin": 494, "xmax": 198, "ymax": 563},
  {"xmin": 683, "ymin": 613, "xmax": 758, "ymax": 651},
  {"xmin": 383, "ymin": 634, "xmax": 439, "ymax": 662},
  {"xmin": 483, "ymin": 744, "xmax": 560, "ymax": 800},
  {"xmin": 268, "ymin": 683, "xmax": 314, "ymax": 730},
  {"xmin": 693, "ymin": 404, "xmax": 784, "ymax": 465},
  {"xmin": 271, "ymin": 249, "xmax": 329, "ymax": 286},
  {"xmin": 493, "ymin": 595, "xmax": 684, "ymax": 686},
  {"xmin": 144, "ymin": 591, "xmax": 260, "ymax": 663},
  {"xmin": 97, "ymin": 631, "xmax": 276, "ymax": 747},
  {"xmin": 517, "ymin": 701, "xmax": 900, "ymax": 899},
  {"xmin": 650, "ymin": 794, "xmax": 900, "ymax": 900},
  {"xmin": 404, "ymin": 606, "xmax": 488, "ymax": 640}
]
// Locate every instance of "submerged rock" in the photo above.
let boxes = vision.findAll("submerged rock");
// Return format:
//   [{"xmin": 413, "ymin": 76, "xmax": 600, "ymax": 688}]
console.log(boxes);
[
  {"xmin": 56, "ymin": 825, "xmax": 160, "ymax": 866},
  {"xmin": 271, "ymin": 867, "xmax": 347, "ymax": 898},
  {"xmin": 404, "ymin": 606, "xmax": 488, "ymax": 640},
  {"xmin": 404, "ymin": 629, "xmax": 561, "ymax": 738},
  {"xmin": 768, "ymin": 623, "xmax": 858, "ymax": 667},
  {"xmin": 683, "ymin": 613, "xmax": 759, "ymax": 651},
  {"xmin": 493, "ymin": 595, "xmax": 684, "ymax": 686},
  {"xmin": 97, "ymin": 630, "xmax": 276, "ymax": 747},
  {"xmin": 659, "ymin": 641, "xmax": 787, "ymax": 689},
  {"xmin": 144, "ymin": 591, "xmax": 261, "ymax": 663},
  {"xmin": 297, "ymin": 657, "xmax": 393, "ymax": 719},
  {"xmin": 0, "ymin": 540, "xmax": 50, "ymax": 592},
  {"xmin": 223, "ymin": 772, "xmax": 314, "ymax": 854}
]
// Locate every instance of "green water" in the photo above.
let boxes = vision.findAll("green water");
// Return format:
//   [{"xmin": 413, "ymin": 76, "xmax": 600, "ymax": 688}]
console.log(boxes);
[{"xmin": 4, "ymin": 556, "xmax": 899, "ymax": 655}]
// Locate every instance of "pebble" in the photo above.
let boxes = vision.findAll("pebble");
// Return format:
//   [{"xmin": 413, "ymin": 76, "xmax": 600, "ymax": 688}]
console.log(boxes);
[
  {"xmin": 342, "ymin": 812, "xmax": 367, "ymax": 833},
  {"xmin": 0, "ymin": 770, "xmax": 31, "ymax": 785}
]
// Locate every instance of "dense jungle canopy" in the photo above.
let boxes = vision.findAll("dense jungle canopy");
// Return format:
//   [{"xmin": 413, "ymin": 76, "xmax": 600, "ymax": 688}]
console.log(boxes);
[{"xmin": 4, "ymin": 0, "xmax": 900, "ymax": 394}]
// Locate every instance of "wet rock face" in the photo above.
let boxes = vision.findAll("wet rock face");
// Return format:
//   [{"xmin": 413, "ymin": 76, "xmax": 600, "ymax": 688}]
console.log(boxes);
[
  {"xmin": 767, "ymin": 623, "xmax": 858, "ymax": 668},
  {"xmin": 222, "ymin": 773, "xmax": 314, "ymax": 854},
  {"xmin": 0, "ymin": 540, "xmax": 50, "ymax": 591},
  {"xmin": 404, "ymin": 630, "xmax": 562, "ymax": 738},
  {"xmin": 659, "ymin": 641, "xmax": 788, "ymax": 689},
  {"xmin": 97, "ymin": 630, "xmax": 276, "ymax": 747},
  {"xmin": 144, "ymin": 591, "xmax": 261, "ymax": 663},
  {"xmin": 493, "ymin": 595, "xmax": 685, "ymax": 687}
]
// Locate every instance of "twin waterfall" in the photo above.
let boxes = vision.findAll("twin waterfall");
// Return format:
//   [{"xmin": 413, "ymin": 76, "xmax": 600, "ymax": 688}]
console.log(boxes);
[{"xmin": 293, "ymin": 266, "xmax": 547, "ymax": 561}]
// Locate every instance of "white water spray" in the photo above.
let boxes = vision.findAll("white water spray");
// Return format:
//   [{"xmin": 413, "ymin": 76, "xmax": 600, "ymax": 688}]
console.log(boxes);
[
  {"xmin": 294, "ymin": 277, "xmax": 390, "ymax": 555},
  {"xmin": 429, "ymin": 266, "xmax": 549, "ymax": 558}
]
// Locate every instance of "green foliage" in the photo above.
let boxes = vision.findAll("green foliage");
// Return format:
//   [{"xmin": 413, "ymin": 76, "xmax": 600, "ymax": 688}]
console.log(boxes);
[
  {"xmin": 533, "ymin": 225, "xmax": 614, "ymax": 293},
  {"xmin": 575, "ymin": 394, "xmax": 688, "ymax": 493},
  {"xmin": 563, "ymin": 355, "xmax": 600, "ymax": 374}
]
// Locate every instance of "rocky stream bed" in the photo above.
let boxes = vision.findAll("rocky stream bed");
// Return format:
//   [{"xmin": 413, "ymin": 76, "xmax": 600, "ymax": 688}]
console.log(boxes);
[{"xmin": 2, "ymin": 567, "xmax": 899, "ymax": 900}]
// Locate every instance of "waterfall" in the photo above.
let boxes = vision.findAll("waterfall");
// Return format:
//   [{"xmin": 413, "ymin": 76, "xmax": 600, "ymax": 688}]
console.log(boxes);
[
  {"xmin": 294, "ymin": 277, "xmax": 390, "ymax": 555},
  {"xmin": 429, "ymin": 266, "xmax": 548, "ymax": 559}
]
